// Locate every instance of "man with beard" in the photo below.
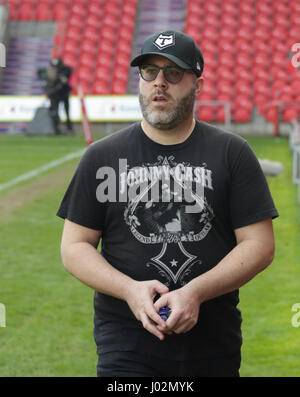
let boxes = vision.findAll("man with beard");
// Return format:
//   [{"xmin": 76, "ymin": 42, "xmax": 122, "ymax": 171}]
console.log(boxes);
[{"xmin": 57, "ymin": 31, "xmax": 278, "ymax": 376}]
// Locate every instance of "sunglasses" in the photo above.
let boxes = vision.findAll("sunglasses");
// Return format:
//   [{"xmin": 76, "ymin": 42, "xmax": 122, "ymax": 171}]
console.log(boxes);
[{"xmin": 139, "ymin": 64, "xmax": 187, "ymax": 84}]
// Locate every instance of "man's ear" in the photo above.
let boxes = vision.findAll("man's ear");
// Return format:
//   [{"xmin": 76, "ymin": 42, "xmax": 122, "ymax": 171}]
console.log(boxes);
[{"xmin": 195, "ymin": 76, "xmax": 204, "ymax": 96}]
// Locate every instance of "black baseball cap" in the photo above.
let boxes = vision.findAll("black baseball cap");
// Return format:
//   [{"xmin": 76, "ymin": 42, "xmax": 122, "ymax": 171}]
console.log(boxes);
[{"xmin": 130, "ymin": 30, "xmax": 204, "ymax": 77}]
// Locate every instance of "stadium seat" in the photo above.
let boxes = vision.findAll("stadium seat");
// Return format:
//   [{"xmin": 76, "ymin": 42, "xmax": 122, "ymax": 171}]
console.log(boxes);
[
  {"xmin": 52, "ymin": 3, "xmax": 69, "ymax": 21},
  {"xmin": 35, "ymin": 3, "xmax": 52, "ymax": 21},
  {"xmin": 238, "ymin": 14, "xmax": 254, "ymax": 28},
  {"xmin": 234, "ymin": 107, "xmax": 252, "ymax": 122},
  {"xmin": 282, "ymin": 108, "xmax": 299, "ymax": 122},
  {"xmin": 78, "ymin": 51, "xmax": 95, "ymax": 68},
  {"xmin": 80, "ymin": 39, "xmax": 97, "ymax": 55},
  {"xmin": 85, "ymin": 14, "xmax": 101, "ymax": 29},
  {"xmin": 65, "ymin": 26, "xmax": 82, "ymax": 42},
  {"xmin": 68, "ymin": 13, "xmax": 83, "ymax": 28},
  {"xmin": 70, "ymin": 2, "xmax": 87, "ymax": 18},
  {"xmin": 235, "ymin": 81, "xmax": 252, "ymax": 97},
  {"xmin": 18, "ymin": 3, "xmax": 33, "ymax": 21},
  {"xmin": 235, "ymin": 52, "xmax": 252, "ymax": 69},
  {"xmin": 110, "ymin": 79, "xmax": 127, "ymax": 95},
  {"xmin": 82, "ymin": 26, "xmax": 99, "ymax": 42},
  {"xmin": 63, "ymin": 39, "xmax": 78, "ymax": 55},
  {"xmin": 197, "ymin": 107, "xmax": 215, "ymax": 122},
  {"xmin": 62, "ymin": 51, "xmax": 78, "ymax": 68},
  {"xmin": 92, "ymin": 79, "xmax": 109, "ymax": 94}
]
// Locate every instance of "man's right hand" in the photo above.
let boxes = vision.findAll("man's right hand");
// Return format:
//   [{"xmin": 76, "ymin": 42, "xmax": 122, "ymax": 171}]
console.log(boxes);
[{"xmin": 124, "ymin": 280, "xmax": 170, "ymax": 340}]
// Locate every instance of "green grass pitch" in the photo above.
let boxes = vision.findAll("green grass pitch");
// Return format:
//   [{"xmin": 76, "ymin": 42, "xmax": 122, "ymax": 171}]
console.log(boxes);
[{"xmin": 0, "ymin": 132, "xmax": 299, "ymax": 376}]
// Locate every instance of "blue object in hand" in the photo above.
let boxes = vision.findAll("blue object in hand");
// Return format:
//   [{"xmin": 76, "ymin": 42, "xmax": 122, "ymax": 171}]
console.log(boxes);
[{"xmin": 159, "ymin": 306, "xmax": 171, "ymax": 321}]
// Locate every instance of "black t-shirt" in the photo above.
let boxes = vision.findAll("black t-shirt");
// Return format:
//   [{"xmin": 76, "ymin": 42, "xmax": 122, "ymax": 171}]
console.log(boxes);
[{"xmin": 57, "ymin": 121, "xmax": 278, "ymax": 363}]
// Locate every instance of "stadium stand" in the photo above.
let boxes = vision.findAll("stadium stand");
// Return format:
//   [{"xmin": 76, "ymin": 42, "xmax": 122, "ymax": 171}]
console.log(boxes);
[
  {"xmin": 185, "ymin": 0, "xmax": 300, "ymax": 124},
  {"xmin": 0, "ymin": 0, "xmax": 299, "ymax": 130},
  {"xmin": 0, "ymin": 0, "xmax": 137, "ymax": 96}
]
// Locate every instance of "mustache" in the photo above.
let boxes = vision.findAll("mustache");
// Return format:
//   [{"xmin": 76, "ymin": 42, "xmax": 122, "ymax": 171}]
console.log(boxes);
[{"xmin": 150, "ymin": 90, "xmax": 173, "ymax": 101}]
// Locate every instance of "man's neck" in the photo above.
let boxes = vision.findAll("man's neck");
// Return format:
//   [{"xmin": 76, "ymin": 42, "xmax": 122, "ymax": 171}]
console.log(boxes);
[{"xmin": 141, "ymin": 117, "xmax": 196, "ymax": 146}]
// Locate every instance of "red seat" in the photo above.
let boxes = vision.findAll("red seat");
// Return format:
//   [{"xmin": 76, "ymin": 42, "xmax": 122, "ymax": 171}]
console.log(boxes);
[
  {"xmin": 63, "ymin": 39, "xmax": 78, "ymax": 55},
  {"xmin": 236, "ymin": 26, "xmax": 253, "ymax": 42},
  {"xmin": 254, "ymin": 26, "xmax": 270, "ymax": 42},
  {"xmin": 222, "ymin": 2, "xmax": 237, "ymax": 16},
  {"xmin": 94, "ymin": 66, "xmax": 111, "ymax": 82},
  {"xmin": 7, "ymin": 2, "xmax": 19, "ymax": 20},
  {"xmin": 252, "ymin": 68, "xmax": 270, "ymax": 82},
  {"xmin": 235, "ymin": 95, "xmax": 252, "ymax": 110},
  {"xmin": 255, "ymin": 14, "xmax": 272, "ymax": 30},
  {"xmin": 254, "ymin": 81, "xmax": 269, "ymax": 97},
  {"xmin": 217, "ymin": 82, "xmax": 233, "ymax": 97},
  {"xmin": 78, "ymin": 51, "xmax": 95, "ymax": 68},
  {"xmin": 282, "ymin": 108, "xmax": 299, "ymax": 122},
  {"xmin": 96, "ymin": 53, "xmax": 113, "ymax": 68},
  {"xmin": 62, "ymin": 51, "xmax": 78, "ymax": 68},
  {"xmin": 197, "ymin": 107, "xmax": 215, "ymax": 122},
  {"xmin": 36, "ymin": 3, "xmax": 52, "ymax": 21},
  {"xmin": 272, "ymin": 27, "xmax": 288, "ymax": 43},
  {"xmin": 252, "ymin": 39, "xmax": 272, "ymax": 55},
  {"xmin": 238, "ymin": 14, "xmax": 254, "ymax": 28},
  {"xmin": 291, "ymin": 14, "xmax": 300, "ymax": 27},
  {"xmin": 92, "ymin": 79, "xmax": 109, "ymax": 95},
  {"xmin": 116, "ymin": 39, "xmax": 132, "ymax": 57},
  {"xmin": 68, "ymin": 13, "xmax": 83, "ymax": 28},
  {"xmin": 70, "ymin": 2, "xmax": 86, "ymax": 17},
  {"xmin": 235, "ymin": 68, "xmax": 252, "ymax": 84},
  {"xmin": 186, "ymin": 2, "xmax": 202, "ymax": 15},
  {"xmin": 18, "ymin": 3, "xmax": 33, "ymax": 21},
  {"xmin": 235, "ymin": 52, "xmax": 252, "ymax": 69},
  {"xmin": 219, "ymin": 27, "xmax": 235, "ymax": 41},
  {"xmin": 78, "ymin": 66, "xmax": 93, "ymax": 83},
  {"xmin": 114, "ymin": 53, "xmax": 130, "ymax": 68},
  {"xmin": 274, "ymin": 2, "xmax": 289, "ymax": 15},
  {"xmin": 53, "ymin": 3, "xmax": 69, "ymax": 21},
  {"xmin": 239, "ymin": 3, "xmax": 254, "ymax": 15},
  {"xmin": 234, "ymin": 107, "xmax": 252, "ymax": 122},
  {"xmin": 110, "ymin": 80, "xmax": 127, "ymax": 95},
  {"xmin": 235, "ymin": 81, "xmax": 252, "ymax": 97},
  {"xmin": 274, "ymin": 14, "xmax": 289, "ymax": 29},
  {"xmin": 253, "ymin": 53, "xmax": 270, "ymax": 68},
  {"xmin": 80, "ymin": 39, "xmax": 97, "ymax": 54},
  {"xmin": 235, "ymin": 40, "xmax": 253, "ymax": 55},
  {"xmin": 86, "ymin": 14, "xmax": 101, "ymax": 29},
  {"xmin": 254, "ymin": 93, "xmax": 270, "ymax": 109},
  {"xmin": 202, "ymin": 26, "xmax": 218, "ymax": 42},
  {"xmin": 219, "ymin": 53, "xmax": 235, "ymax": 69},
  {"xmin": 113, "ymin": 66, "xmax": 129, "ymax": 83},
  {"xmin": 102, "ymin": 14, "xmax": 119, "ymax": 29},
  {"xmin": 65, "ymin": 26, "xmax": 82, "ymax": 42},
  {"xmin": 204, "ymin": 15, "xmax": 219, "ymax": 29}
]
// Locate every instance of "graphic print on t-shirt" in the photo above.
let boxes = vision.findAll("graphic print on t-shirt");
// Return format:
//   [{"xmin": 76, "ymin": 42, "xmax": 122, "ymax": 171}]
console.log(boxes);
[{"xmin": 124, "ymin": 155, "xmax": 214, "ymax": 286}]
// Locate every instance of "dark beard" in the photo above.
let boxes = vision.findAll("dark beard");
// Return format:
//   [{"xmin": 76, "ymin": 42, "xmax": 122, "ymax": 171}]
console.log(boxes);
[{"xmin": 139, "ymin": 86, "xmax": 196, "ymax": 130}]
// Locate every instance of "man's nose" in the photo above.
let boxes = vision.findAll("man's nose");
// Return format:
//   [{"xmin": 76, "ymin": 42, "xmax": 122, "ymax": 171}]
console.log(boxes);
[{"xmin": 154, "ymin": 69, "xmax": 168, "ymax": 88}]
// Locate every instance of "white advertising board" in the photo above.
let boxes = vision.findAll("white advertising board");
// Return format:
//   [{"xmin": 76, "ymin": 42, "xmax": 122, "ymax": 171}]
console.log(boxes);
[{"xmin": 0, "ymin": 95, "xmax": 142, "ymax": 122}]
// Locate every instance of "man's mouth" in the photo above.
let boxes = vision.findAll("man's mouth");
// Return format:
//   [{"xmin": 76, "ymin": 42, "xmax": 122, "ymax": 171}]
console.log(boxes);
[{"xmin": 152, "ymin": 95, "xmax": 169, "ymax": 104}]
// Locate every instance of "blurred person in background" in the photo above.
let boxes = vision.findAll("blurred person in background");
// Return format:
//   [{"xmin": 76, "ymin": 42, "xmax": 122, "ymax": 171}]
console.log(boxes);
[{"xmin": 39, "ymin": 57, "xmax": 73, "ymax": 135}]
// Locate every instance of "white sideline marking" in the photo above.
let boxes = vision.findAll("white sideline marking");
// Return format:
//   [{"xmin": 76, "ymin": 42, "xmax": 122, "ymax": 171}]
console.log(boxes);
[{"xmin": 0, "ymin": 149, "xmax": 85, "ymax": 192}]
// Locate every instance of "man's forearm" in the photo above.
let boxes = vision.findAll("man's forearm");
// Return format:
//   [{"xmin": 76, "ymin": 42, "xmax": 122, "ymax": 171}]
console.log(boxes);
[
  {"xmin": 61, "ymin": 242, "xmax": 134, "ymax": 301},
  {"xmin": 187, "ymin": 238, "xmax": 274, "ymax": 304}
]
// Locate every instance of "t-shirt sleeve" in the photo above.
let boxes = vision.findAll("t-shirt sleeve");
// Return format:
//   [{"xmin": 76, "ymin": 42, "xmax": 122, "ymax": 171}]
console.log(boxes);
[
  {"xmin": 56, "ymin": 145, "xmax": 106, "ymax": 231},
  {"xmin": 229, "ymin": 140, "xmax": 279, "ymax": 229}
]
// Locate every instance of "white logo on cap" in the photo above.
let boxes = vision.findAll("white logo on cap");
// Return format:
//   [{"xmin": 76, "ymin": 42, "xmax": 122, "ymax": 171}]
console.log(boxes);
[
  {"xmin": 154, "ymin": 34, "xmax": 175, "ymax": 50},
  {"xmin": 197, "ymin": 62, "xmax": 201, "ymax": 70}
]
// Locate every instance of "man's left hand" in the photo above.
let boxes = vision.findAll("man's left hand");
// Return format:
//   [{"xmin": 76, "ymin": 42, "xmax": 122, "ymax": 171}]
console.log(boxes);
[{"xmin": 154, "ymin": 284, "xmax": 202, "ymax": 334}]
